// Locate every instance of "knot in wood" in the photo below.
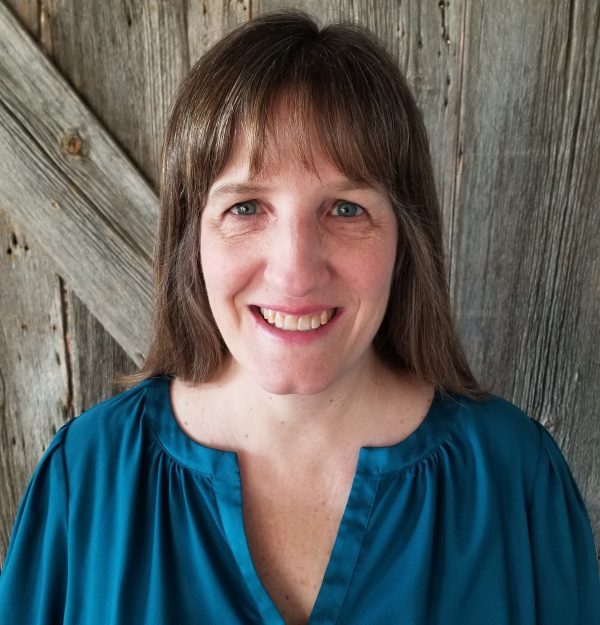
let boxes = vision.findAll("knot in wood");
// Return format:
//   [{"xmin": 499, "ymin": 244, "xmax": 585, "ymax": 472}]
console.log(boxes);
[{"xmin": 60, "ymin": 130, "xmax": 87, "ymax": 158}]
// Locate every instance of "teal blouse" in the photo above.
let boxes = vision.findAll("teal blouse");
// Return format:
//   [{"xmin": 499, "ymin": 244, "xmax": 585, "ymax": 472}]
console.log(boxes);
[{"xmin": 1, "ymin": 375, "xmax": 599, "ymax": 624}]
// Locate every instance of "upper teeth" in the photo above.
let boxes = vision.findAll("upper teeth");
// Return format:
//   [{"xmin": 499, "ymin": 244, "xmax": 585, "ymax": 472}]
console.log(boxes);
[{"xmin": 260, "ymin": 307, "xmax": 335, "ymax": 331}]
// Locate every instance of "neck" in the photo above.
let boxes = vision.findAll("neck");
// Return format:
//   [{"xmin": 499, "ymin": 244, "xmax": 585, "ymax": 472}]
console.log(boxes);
[{"xmin": 179, "ymin": 350, "xmax": 421, "ymax": 464}]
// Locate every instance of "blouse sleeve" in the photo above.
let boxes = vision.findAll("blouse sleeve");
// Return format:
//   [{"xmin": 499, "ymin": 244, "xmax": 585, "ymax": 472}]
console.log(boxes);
[
  {"xmin": 0, "ymin": 422, "xmax": 70, "ymax": 625},
  {"xmin": 528, "ymin": 419, "xmax": 600, "ymax": 624}
]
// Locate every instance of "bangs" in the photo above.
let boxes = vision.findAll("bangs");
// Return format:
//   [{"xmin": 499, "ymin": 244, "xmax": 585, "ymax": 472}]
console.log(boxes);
[
  {"xmin": 236, "ymin": 58, "xmax": 411, "ymax": 194},
  {"xmin": 181, "ymin": 22, "xmax": 414, "ymax": 204}
]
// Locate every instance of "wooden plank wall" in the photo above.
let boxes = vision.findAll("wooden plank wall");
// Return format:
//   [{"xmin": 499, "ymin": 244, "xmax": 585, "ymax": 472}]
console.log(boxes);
[{"xmin": 1, "ymin": 0, "xmax": 598, "ymax": 570}]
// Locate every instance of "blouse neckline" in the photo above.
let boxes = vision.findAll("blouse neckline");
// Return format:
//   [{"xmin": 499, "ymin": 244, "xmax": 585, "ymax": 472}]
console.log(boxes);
[{"xmin": 144, "ymin": 374, "xmax": 461, "ymax": 477}]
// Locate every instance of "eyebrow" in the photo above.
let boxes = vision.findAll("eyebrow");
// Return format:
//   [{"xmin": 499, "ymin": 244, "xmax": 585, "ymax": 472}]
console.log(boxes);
[
  {"xmin": 209, "ymin": 183, "xmax": 269, "ymax": 199},
  {"xmin": 208, "ymin": 180, "xmax": 377, "ymax": 200}
]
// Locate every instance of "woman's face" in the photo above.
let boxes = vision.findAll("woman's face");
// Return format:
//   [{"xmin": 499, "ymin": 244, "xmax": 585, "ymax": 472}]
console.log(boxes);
[{"xmin": 200, "ymin": 130, "xmax": 398, "ymax": 395}]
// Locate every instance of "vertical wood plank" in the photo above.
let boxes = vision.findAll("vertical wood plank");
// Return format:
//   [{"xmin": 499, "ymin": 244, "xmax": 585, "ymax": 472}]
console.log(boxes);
[
  {"xmin": 453, "ymin": 0, "xmax": 600, "ymax": 548},
  {"xmin": 36, "ymin": 0, "xmax": 193, "ymax": 398},
  {"xmin": 0, "ymin": 211, "xmax": 71, "ymax": 559},
  {"xmin": 0, "ymin": 0, "xmax": 66, "ymax": 568},
  {"xmin": 68, "ymin": 290, "xmax": 137, "ymax": 416},
  {"xmin": 186, "ymin": 0, "xmax": 250, "ymax": 65}
]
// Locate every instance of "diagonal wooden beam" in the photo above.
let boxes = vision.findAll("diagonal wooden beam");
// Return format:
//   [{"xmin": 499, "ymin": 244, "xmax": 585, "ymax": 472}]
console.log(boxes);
[{"xmin": 0, "ymin": 2, "xmax": 158, "ymax": 365}]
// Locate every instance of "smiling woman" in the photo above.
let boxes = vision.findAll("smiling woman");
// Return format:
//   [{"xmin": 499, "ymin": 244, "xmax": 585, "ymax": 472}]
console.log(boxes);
[
  {"xmin": 1, "ymin": 8, "xmax": 599, "ymax": 625},
  {"xmin": 120, "ymin": 9, "xmax": 480, "ymax": 396}
]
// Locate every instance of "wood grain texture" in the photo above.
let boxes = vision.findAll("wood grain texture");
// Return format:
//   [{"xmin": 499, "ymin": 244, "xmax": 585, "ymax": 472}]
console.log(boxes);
[
  {"xmin": 451, "ymin": 0, "xmax": 600, "ymax": 549},
  {"xmin": 35, "ymin": 0, "xmax": 184, "ymax": 421},
  {"xmin": 0, "ymin": 211, "xmax": 71, "ymax": 559},
  {"xmin": 3, "ymin": 0, "xmax": 38, "ymax": 37},
  {"xmin": 187, "ymin": 0, "xmax": 249, "ymax": 65},
  {"xmin": 0, "ymin": 1, "xmax": 156, "ymax": 365},
  {"xmin": 67, "ymin": 289, "xmax": 138, "ymax": 424},
  {"xmin": 40, "ymin": 0, "xmax": 190, "ymax": 187},
  {"xmin": 0, "ymin": 209, "xmax": 133, "ymax": 558}
]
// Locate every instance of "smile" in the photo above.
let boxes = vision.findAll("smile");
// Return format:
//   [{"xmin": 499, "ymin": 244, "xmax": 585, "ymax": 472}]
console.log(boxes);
[{"xmin": 259, "ymin": 307, "xmax": 336, "ymax": 332}]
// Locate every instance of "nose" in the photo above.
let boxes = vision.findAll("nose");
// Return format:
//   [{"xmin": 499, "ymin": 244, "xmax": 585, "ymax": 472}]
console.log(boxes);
[{"xmin": 263, "ymin": 211, "xmax": 330, "ymax": 298}]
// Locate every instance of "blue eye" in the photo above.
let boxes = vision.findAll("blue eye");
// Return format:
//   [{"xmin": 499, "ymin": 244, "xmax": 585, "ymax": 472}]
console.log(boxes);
[
  {"xmin": 230, "ymin": 201, "xmax": 258, "ymax": 216},
  {"xmin": 332, "ymin": 201, "xmax": 364, "ymax": 217}
]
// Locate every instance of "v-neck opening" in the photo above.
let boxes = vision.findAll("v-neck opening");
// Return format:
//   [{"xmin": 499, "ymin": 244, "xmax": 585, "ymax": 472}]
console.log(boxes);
[{"xmin": 143, "ymin": 374, "xmax": 460, "ymax": 623}]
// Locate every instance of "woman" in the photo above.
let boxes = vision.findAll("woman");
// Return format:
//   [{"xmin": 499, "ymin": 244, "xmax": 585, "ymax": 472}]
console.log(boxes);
[{"xmin": 1, "ymin": 9, "xmax": 598, "ymax": 625}]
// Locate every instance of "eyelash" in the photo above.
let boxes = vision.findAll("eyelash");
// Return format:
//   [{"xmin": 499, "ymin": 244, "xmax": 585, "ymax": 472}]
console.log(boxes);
[{"xmin": 228, "ymin": 200, "xmax": 366, "ymax": 218}]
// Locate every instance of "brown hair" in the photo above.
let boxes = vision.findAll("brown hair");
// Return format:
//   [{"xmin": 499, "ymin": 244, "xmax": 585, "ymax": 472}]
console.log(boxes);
[{"xmin": 115, "ymin": 9, "xmax": 494, "ymax": 401}]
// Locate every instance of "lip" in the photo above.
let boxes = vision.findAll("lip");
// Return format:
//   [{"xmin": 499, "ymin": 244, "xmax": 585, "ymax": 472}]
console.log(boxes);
[{"xmin": 249, "ymin": 306, "xmax": 341, "ymax": 344}]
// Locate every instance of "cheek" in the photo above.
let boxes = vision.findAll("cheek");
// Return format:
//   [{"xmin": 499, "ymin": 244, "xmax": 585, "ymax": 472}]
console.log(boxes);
[
  {"xmin": 200, "ymin": 232, "xmax": 256, "ymax": 308},
  {"xmin": 342, "ymin": 236, "xmax": 397, "ymax": 300},
  {"xmin": 200, "ymin": 233, "xmax": 219, "ymax": 291},
  {"xmin": 200, "ymin": 231, "xmax": 227, "ymax": 309}
]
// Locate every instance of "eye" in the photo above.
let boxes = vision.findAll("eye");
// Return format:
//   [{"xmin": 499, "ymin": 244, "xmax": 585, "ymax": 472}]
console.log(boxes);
[
  {"xmin": 229, "ymin": 200, "xmax": 258, "ymax": 216},
  {"xmin": 331, "ymin": 201, "xmax": 365, "ymax": 218}
]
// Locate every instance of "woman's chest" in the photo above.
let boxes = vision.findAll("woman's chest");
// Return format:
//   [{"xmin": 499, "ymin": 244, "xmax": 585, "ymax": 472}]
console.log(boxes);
[{"xmin": 239, "ymin": 462, "xmax": 355, "ymax": 624}]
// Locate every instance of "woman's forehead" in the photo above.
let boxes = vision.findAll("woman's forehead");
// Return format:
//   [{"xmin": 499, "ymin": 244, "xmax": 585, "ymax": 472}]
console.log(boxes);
[
  {"xmin": 217, "ymin": 121, "xmax": 330, "ymax": 182},
  {"xmin": 236, "ymin": 106, "xmax": 320, "ymax": 166}
]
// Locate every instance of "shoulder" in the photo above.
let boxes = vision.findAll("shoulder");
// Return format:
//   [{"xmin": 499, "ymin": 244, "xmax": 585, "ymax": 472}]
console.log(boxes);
[
  {"xmin": 442, "ymin": 391, "xmax": 547, "ymax": 488},
  {"xmin": 59, "ymin": 377, "xmax": 156, "ymax": 466},
  {"xmin": 448, "ymin": 391, "xmax": 543, "ymax": 446}
]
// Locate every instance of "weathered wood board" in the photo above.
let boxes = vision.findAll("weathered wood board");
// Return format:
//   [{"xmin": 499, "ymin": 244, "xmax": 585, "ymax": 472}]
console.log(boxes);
[{"xmin": 452, "ymin": 0, "xmax": 600, "ymax": 548}]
